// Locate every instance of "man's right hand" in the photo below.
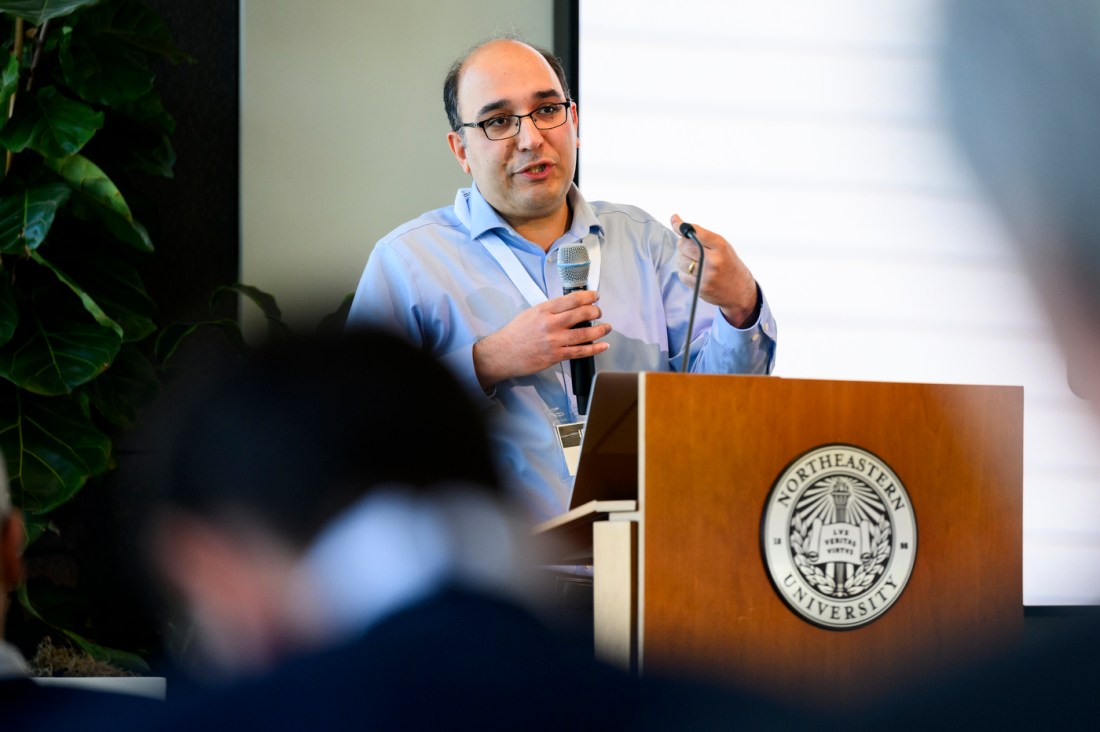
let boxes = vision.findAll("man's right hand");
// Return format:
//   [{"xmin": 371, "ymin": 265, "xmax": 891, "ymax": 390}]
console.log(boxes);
[{"xmin": 473, "ymin": 290, "xmax": 612, "ymax": 390}]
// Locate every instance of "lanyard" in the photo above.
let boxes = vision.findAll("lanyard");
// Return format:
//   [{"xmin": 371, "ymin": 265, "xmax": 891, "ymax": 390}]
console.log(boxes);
[
  {"xmin": 479, "ymin": 231, "xmax": 602, "ymax": 307},
  {"xmin": 479, "ymin": 226, "xmax": 602, "ymax": 422}
]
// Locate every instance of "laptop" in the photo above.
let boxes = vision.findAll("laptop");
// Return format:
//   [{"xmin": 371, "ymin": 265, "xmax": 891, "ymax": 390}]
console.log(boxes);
[{"xmin": 569, "ymin": 371, "xmax": 641, "ymax": 509}]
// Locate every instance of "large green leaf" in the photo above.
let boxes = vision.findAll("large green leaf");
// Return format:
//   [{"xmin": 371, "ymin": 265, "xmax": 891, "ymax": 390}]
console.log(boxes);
[
  {"xmin": 18, "ymin": 509, "xmax": 52, "ymax": 548},
  {"xmin": 60, "ymin": 0, "xmax": 189, "ymax": 106},
  {"xmin": 0, "ymin": 180, "xmax": 71, "ymax": 254},
  {"xmin": 216, "ymin": 284, "xmax": 293, "ymax": 341},
  {"xmin": 46, "ymin": 153, "xmax": 152, "ymax": 251},
  {"xmin": 44, "ymin": 248, "xmax": 155, "ymax": 342},
  {"xmin": 0, "ymin": 286, "xmax": 121, "ymax": 395},
  {"xmin": 60, "ymin": 16, "xmax": 151, "ymax": 107},
  {"xmin": 0, "ymin": 0, "xmax": 102, "ymax": 23},
  {"xmin": 79, "ymin": 0, "xmax": 189, "ymax": 62},
  {"xmin": 317, "ymin": 293, "xmax": 354, "ymax": 336},
  {"xmin": 110, "ymin": 91, "xmax": 177, "ymax": 177},
  {"xmin": 85, "ymin": 342, "xmax": 158, "ymax": 428},
  {"xmin": 30, "ymin": 249, "xmax": 124, "ymax": 338},
  {"xmin": 0, "ymin": 55, "xmax": 19, "ymax": 135},
  {"xmin": 0, "ymin": 86, "xmax": 104, "ymax": 159},
  {"xmin": 154, "ymin": 318, "xmax": 243, "ymax": 366},
  {"xmin": 15, "ymin": 584, "xmax": 152, "ymax": 674},
  {"xmin": 0, "ymin": 268, "xmax": 17, "ymax": 347},
  {"xmin": 115, "ymin": 126, "xmax": 174, "ymax": 178},
  {"xmin": 0, "ymin": 390, "xmax": 112, "ymax": 513},
  {"xmin": 117, "ymin": 89, "xmax": 175, "ymax": 134},
  {"xmin": 63, "ymin": 629, "xmax": 152, "ymax": 674}
]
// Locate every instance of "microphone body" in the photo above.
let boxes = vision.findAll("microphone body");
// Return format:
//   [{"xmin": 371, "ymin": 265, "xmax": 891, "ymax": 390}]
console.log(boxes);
[{"xmin": 557, "ymin": 243, "xmax": 596, "ymax": 415}]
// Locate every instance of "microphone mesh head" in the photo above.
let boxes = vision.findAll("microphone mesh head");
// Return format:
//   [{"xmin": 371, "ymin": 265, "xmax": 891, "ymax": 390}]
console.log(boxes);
[{"xmin": 557, "ymin": 243, "xmax": 591, "ymax": 289}]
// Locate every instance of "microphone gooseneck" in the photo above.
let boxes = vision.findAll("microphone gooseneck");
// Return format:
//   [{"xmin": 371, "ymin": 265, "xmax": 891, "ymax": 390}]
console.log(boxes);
[
  {"xmin": 678, "ymin": 223, "xmax": 706, "ymax": 374},
  {"xmin": 557, "ymin": 243, "xmax": 596, "ymax": 415}
]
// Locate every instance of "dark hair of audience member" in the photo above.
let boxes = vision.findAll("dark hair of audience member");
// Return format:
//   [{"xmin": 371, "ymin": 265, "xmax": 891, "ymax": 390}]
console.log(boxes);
[{"xmin": 158, "ymin": 327, "xmax": 501, "ymax": 550}]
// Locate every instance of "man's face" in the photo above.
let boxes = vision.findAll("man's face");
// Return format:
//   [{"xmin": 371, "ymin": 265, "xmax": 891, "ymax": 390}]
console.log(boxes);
[{"xmin": 447, "ymin": 41, "xmax": 579, "ymax": 232}]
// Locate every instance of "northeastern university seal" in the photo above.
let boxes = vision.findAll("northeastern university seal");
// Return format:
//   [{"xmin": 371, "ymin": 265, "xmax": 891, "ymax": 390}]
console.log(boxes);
[{"xmin": 762, "ymin": 444, "xmax": 917, "ymax": 629}]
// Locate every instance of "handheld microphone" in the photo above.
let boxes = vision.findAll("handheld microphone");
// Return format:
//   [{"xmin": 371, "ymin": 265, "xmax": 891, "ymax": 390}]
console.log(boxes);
[
  {"xmin": 678, "ymin": 222, "xmax": 705, "ymax": 374},
  {"xmin": 557, "ymin": 243, "xmax": 595, "ymax": 414}
]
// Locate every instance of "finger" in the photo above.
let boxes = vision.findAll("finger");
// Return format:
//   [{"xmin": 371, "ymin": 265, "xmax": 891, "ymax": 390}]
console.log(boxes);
[
  {"xmin": 672, "ymin": 216, "xmax": 730, "ymax": 254},
  {"xmin": 670, "ymin": 213, "xmax": 685, "ymax": 235},
  {"xmin": 551, "ymin": 297, "xmax": 602, "ymax": 330},
  {"xmin": 678, "ymin": 238, "xmax": 703, "ymax": 259},
  {"xmin": 562, "ymin": 339, "xmax": 611, "ymax": 360},
  {"xmin": 559, "ymin": 306, "xmax": 603, "ymax": 330},
  {"xmin": 558, "ymin": 322, "xmax": 611, "ymax": 348},
  {"xmin": 570, "ymin": 322, "xmax": 611, "ymax": 344},
  {"xmin": 688, "ymin": 225, "xmax": 723, "ymax": 252},
  {"xmin": 676, "ymin": 249, "xmax": 699, "ymax": 276},
  {"xmin": 548, "ymin": 289, "xmax": 599, "ymax": 313},
  {"xmin": 671, "ymin": 213, "xmax": 707, "ymax": 244}
]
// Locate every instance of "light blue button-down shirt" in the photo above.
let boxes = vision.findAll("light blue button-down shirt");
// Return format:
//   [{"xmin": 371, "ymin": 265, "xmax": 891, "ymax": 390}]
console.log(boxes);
[{"xmin": 348, "ymin": 183, "xmax": 777, "ymax": 521}]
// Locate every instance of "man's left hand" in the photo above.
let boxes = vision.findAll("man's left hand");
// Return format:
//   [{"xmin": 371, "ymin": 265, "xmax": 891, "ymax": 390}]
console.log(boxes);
[{"xmin": 671, "ymin": 214, "xmax": 759, "ymax": 328}]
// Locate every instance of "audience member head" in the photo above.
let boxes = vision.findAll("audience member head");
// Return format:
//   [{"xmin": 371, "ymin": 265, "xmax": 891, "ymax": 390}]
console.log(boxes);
[
  {"xmin": 942, "ymin": 0, "xmax": 1100, "ymax": 402},
  {"xmin": 145, "ymin": 328, "xmax": 504, "ymax": 676}
]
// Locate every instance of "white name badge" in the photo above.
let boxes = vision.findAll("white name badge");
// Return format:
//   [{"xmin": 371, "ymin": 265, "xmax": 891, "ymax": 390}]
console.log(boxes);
[{"xmin": 556, "ymin": 421, "xmax": 585, "ymax": 477}]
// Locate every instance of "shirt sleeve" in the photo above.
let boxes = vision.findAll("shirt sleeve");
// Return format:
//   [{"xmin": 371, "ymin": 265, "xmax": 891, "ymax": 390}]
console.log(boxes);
[
  {"xmin": 346, "ymin": 242, "xmax": 423, "ymax": 345},
  {"xmin": 655, "ymin": 227, "xmax": 778, "ymax": 375},
  {"xmin": 692, "ymin": 284, "xmax": 777, "ymax": 375},
  {"xmin": 347, "ymin": 243, "xmax": 496, "ymax": 406}
]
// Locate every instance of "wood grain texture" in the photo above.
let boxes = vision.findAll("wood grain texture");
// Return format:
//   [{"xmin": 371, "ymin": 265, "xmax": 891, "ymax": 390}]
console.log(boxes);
[{"xmin": 639, "ymin": 374, "xmax": 1023, "ymax": 710}]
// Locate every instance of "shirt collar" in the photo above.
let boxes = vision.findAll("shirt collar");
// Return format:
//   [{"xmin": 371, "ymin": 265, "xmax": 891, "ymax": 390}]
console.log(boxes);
[
  {"xmin": 454, "ymin": 182, "xmax": 605, "ymax": 245},
  {"xmin": 295, "ymin": 485, "xmax": 530, "ymax": 645},
  {"xmin": 564, "ymin": 184, "xmax": 604, "ymax": 242}
]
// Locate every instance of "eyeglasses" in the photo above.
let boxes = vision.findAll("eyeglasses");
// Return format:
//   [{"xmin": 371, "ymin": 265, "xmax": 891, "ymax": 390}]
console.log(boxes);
[{"xmin": 460, "ymin": 101, "xmax": 574, "ymax": 141}]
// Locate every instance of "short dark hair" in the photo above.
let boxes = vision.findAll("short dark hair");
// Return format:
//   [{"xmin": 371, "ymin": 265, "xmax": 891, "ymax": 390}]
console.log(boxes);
[
  {"xmin": 443, "ymin": 37, "xmax": 572, "ymax": 134},
  {"xmin": 155, "ymin": 328, "xmax": 500, "ymax": 549}
]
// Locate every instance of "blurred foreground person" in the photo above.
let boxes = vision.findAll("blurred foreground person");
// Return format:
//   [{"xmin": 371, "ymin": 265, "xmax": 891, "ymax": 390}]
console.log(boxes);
[
  {"xmin": 140, "ymin": 329, "xmax": 787, "ymax": 730},
  {"xmin": 856, "ymin": 1, "xmax": 1100, "ymax": 728}
]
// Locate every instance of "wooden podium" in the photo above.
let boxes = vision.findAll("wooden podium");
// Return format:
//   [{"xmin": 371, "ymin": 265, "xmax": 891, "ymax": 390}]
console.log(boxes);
[{"xmin": 537, "ymin": 372, "xmax": 1023, "ymax": 711}]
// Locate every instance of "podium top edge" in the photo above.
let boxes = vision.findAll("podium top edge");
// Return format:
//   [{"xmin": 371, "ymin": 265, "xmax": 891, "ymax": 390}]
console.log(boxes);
[
  {"xmin": 533, "ymin": 499, "xmax": 638, "ymax": 534},
  {"xmin": 637, "ymin": 372, "xmax": 1024, "ymax": 392}
]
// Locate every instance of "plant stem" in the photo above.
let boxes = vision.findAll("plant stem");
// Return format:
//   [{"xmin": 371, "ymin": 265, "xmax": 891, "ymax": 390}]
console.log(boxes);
[
  {"xmin": 25, "ymin": 20, "xmax": 49, "ymax": 92},
  {"xmin": 5, "ymin": 18, "xmax": 24, "ymax": 177}
]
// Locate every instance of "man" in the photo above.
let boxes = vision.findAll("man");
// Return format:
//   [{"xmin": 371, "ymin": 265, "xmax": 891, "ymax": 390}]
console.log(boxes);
[
  {"xmin": 137, "ymin": 330, "xmax": 790, "ymax": 730},
  {"xmin": 848, "ymin": 1, "xmax": 1100, "ymax": 728},
  {"xmin": 347, "ymin": 38, "xmax": 777, "ymax": 522}
]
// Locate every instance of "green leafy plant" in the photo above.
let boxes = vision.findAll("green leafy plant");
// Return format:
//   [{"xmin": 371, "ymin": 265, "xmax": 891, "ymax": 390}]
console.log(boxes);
[{"xmin": 0, "ymin": 0, "xmax": 191, "ymax": 669}]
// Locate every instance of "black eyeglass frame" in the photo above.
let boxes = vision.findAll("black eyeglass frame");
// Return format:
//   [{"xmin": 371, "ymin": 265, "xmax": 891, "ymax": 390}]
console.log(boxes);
[{"xmin": 459, "ymin": 100, "xmax": 575, "ymax": 141}]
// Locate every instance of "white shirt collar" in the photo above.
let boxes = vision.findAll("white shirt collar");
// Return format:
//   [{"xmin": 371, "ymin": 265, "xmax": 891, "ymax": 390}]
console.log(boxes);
[{"xmin": 293, "ymin": 486, "xmax": 527, "ymax": 645}]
